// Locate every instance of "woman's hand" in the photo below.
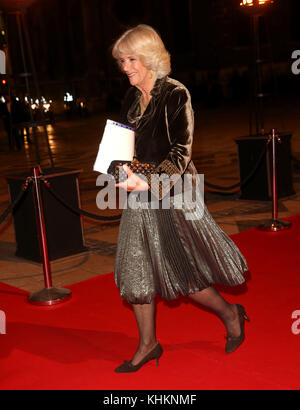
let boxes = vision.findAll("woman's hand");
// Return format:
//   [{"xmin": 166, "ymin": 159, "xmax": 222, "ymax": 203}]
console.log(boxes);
[{"xmin": 115, "ymin": 164, "xmax": 149, "ymax": 192}]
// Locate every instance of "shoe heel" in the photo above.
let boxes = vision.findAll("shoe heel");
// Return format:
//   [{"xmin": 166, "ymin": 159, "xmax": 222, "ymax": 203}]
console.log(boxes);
[{"xmin": 244, "ymin": 313, "xmax": 250, "ymax": 322}]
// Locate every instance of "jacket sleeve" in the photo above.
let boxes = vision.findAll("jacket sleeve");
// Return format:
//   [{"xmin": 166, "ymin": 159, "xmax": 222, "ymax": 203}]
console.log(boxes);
[{"xmin": 146, "ymin": 86, "xmax": 194, "ymax": 200}]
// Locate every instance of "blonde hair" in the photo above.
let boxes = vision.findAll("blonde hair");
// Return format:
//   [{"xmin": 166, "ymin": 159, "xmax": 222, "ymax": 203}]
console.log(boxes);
[{"xmin": 112, "ymin": 24, "xmax": 171, "ymax": 79}]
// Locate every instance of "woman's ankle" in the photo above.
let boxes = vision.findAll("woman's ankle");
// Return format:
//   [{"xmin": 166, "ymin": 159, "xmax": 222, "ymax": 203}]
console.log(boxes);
[{"xmin": 138, "ymin": 340, "xmax": 157, "ymax": 351}]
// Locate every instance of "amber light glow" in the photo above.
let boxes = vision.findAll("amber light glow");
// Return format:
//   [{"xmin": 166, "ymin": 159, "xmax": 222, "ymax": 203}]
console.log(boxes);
[{"xmin": 240, "ymin": 0, "xmax": 274, "ymax": 6}]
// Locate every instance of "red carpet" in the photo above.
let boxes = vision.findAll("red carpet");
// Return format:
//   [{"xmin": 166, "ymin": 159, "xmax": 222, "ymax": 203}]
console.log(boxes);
[{"xmin": 1, "ymin": 215, "xmax": 300, "ymax": 390}]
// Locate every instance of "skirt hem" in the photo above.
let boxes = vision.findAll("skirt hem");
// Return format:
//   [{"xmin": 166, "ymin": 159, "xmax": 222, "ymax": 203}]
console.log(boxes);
[{"xmin": 117, "ymin": 270, "xmax": 247, "ymax": 305}]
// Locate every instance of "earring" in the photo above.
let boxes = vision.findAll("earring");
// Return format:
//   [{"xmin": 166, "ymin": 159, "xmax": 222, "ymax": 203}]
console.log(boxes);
[{"xmin": 149, "ymin": 71, "xmax": 153, "ymax": 79}]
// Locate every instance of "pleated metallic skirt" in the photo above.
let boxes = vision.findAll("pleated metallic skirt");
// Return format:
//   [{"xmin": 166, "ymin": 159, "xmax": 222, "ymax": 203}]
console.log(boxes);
[{"xmin": 114, "ymin": 191, "xmax": 248, "ymax": 304}]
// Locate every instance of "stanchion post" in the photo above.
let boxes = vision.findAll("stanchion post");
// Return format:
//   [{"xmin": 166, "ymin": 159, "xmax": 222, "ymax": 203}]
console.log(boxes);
[
  {"xmin": 258, "ymin": 129, "xmax": 292, "ymax": 232},
  {"xmin": 28, "ymin": 167, "xmax": 72, "ymax": 305},
  {"xmin": 271, "ymin": 128, "xmax": 278, "ymax": 221}
]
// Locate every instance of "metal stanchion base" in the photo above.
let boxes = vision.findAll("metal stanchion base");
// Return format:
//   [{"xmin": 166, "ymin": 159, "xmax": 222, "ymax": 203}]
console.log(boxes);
[
  {"xmin": 28, "ymin": 287, "xmax": 72, "ymax": 306},
  {"xmin": 257, "ymin": 219, "xmax": 292, "ymax": 232}
]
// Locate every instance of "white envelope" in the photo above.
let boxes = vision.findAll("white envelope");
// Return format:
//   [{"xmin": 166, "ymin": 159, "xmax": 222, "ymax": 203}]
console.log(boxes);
[{"xmin": 93, "ymin": 119, "xmax": 135, "ymax": 174}]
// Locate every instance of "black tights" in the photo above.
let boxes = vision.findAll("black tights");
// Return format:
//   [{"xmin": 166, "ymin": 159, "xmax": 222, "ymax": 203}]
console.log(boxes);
[{"xmin": 130, "ymin": 286, "xmax": 240, "ymax": 365}]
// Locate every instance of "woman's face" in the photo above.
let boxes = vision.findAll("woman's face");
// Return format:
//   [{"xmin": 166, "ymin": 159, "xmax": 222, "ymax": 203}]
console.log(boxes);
[{"xmin": 119, "ymin": 54, "xmax": 151, "ymax": 90}]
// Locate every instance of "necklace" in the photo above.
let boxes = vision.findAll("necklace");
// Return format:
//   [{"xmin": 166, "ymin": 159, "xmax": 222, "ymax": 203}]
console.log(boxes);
[{"xmin": 140, "ymin": 95, "xmax": 150, "ymax": 114}]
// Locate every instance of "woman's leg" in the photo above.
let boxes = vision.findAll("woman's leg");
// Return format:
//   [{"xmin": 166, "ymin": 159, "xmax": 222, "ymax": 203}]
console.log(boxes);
[
  {"xmin": 131, "ymin": 300, "xmax": 157, "ymax": 365},
  {"xmin": 188, "ymin": 286, "xmax": 241, "ymax": 337}
]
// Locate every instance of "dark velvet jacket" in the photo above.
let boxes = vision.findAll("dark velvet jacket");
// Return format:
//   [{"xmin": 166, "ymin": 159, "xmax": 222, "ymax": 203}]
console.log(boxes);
[{"xmin": 120, "ymin": 76, "xmax": 197, "ymax": 199}]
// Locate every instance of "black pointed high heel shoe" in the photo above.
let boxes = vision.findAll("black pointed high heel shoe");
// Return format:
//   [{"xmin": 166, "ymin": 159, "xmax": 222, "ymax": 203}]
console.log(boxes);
[
  {"xmin": 114, "ymin": 342, "xmax": 163, "ymax": 373},
  {"xmin": 225, "ymin": 304, "xmax": 250, "ymax": 354}
]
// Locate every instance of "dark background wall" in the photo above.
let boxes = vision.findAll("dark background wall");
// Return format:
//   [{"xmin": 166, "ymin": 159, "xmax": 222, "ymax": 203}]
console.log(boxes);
[{"xmin": 1, "ymin": 0, "xmax": 300, "ymax": 113}]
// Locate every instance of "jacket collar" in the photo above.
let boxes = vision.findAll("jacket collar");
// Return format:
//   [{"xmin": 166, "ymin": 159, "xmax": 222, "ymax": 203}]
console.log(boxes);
[
  {"xmin": 150, "ymin": 76, "xmax": 168, "ymax": 98},
  {"xmin": 127, "ymin": 76, "xmax": 168, "ymax": 126}
]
